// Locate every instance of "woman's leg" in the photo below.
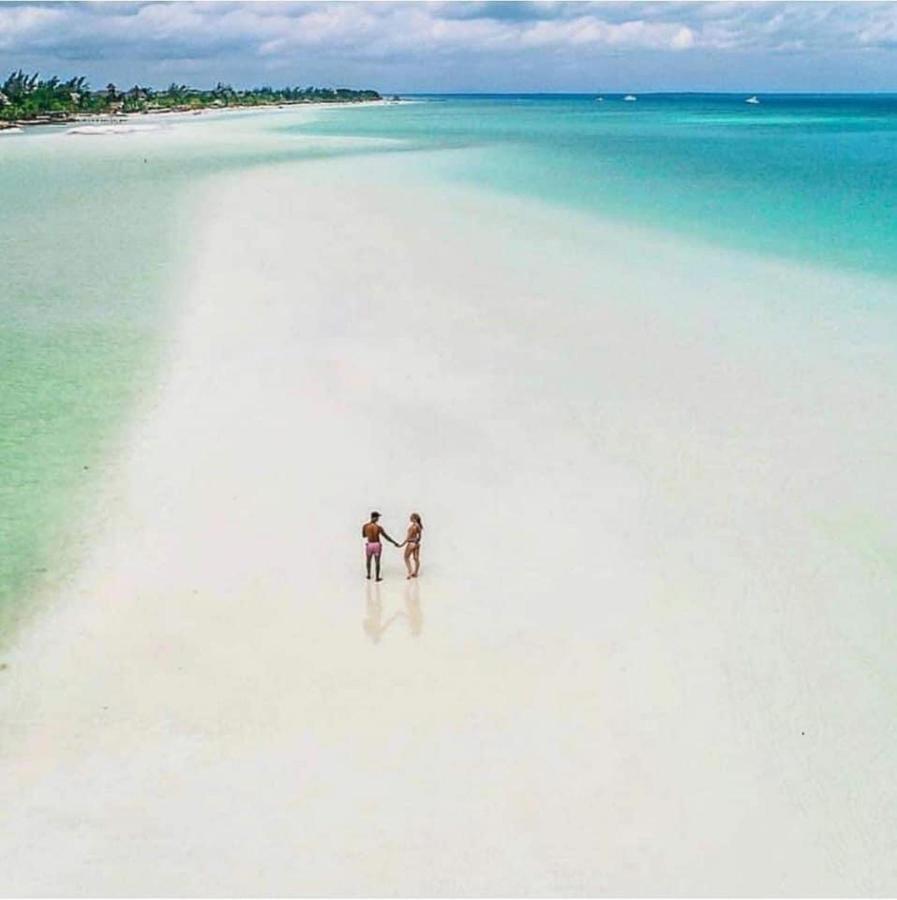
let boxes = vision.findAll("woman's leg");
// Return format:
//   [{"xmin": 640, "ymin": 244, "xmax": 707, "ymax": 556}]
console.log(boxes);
[
  {"xmin": 404, "ymin": 544, "xmax": 414, "ymax": 578},
  {"xmin": 412, "ymin": 545, "xmax": 420, "ymax": 577}
]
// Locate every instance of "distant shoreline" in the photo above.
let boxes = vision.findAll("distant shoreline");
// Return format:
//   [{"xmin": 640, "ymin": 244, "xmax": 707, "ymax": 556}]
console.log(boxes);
[
  {"xmin": 0, "ymin": 97, "xmax": 395, "ymax": 131},
  {"xmin": 0, "ymin": 71, "xmax": 388, "ymax": 130}
]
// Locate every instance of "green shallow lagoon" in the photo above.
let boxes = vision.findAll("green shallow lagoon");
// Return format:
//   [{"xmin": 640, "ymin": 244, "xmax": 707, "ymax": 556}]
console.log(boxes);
[{"xmin": 0, "ymin": 136, "xmax": 183, "ymax": 637}]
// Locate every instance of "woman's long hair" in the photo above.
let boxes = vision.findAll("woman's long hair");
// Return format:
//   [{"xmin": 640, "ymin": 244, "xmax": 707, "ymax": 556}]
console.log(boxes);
[{"xmin": 411, "ymin": 512, "xmax": 422, "ymax": 533}]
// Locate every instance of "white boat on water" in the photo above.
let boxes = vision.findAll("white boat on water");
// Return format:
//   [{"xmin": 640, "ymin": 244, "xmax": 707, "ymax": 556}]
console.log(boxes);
[
  {"xmin": 746, "ymin": 96, "xmax": 760, "ymax": 104},
  {"xmin": 595, "ymin": 97, "xmax": 604, "ymax": 102},
  {"xmin": 624, "ymin": 95, "xmax": 637, "ymax": 102}
]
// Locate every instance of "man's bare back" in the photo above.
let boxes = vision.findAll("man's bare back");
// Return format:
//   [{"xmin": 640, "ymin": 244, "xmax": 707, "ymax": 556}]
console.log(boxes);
[
  {"xmin": 363, "ymin": 521, "xmax": 385, "ymax": 542},
  {"xmin": 362, "ymin": 512, "xmax": 398, "ymax": 580}
]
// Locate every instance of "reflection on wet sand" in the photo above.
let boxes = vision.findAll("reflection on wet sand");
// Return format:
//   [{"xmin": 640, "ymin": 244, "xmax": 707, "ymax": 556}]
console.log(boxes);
[{"xmin": 363, "ymin": 579, "xmax": 422, "ymax": 643}]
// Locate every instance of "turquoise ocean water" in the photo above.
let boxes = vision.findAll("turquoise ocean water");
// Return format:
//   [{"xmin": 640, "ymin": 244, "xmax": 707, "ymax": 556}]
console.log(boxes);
[
  {"xmin": 291, "ymin": 93, "xmax": 897, "ymax": 279},
  {"xmin": 2, "ymin": 94, "xmax": 896, "ymax": 639}
]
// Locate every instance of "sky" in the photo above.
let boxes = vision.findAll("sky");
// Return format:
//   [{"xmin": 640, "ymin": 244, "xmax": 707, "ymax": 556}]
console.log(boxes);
[{"xmin": 1, "ymin": 1, "xmax": 897, "ymax": 93}]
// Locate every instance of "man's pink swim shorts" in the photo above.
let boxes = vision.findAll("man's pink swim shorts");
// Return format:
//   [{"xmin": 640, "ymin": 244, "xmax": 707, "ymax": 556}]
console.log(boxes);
[{"xmin": 366, "ymin": 542, "xmax": 382, "ymax": 558}]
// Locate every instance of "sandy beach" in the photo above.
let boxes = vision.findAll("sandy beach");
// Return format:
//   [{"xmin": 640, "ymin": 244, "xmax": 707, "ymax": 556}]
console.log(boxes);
[{"xmin": 1, "ymin": 150, "xmax": 896, "ymax": 895}]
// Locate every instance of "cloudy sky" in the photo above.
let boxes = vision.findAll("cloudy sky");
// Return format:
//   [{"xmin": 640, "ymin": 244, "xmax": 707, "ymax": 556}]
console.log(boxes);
[{"xmin": 1, "ymin": 1, "xmax": 896, "ymax": 93}]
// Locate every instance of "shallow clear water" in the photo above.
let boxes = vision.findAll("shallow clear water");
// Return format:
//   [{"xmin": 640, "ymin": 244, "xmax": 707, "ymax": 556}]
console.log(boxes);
[
  {"xmin": 290, "ymin": 94, "xmax": 897, "ymax": 279},
  {"xmin": 0, "ymin": 137, "xmax": 179, "ymax": 634}
]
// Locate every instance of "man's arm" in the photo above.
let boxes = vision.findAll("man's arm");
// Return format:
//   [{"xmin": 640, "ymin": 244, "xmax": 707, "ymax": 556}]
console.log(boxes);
[{"xmin": 380, "ymin": 529, "xmax": 400, "ymax": 547}]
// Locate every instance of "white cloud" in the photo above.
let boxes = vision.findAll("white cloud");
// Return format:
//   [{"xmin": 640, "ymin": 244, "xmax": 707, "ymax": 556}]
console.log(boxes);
[
  {"xmin": 0, "ymin": 4, "xmax": 66, "ymax": 48},
  {"xmin": 1, "ymin": 2, "xmax": 897, "ymax": 89},
  {"xmin": 514, "ymin": 16, "xmax": 698, "ymax": 50}
]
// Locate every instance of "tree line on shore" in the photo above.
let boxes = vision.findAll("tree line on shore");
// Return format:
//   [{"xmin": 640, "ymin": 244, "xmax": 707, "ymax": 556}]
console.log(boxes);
[{"xmin": 0, "ymin": 70, "xmax": 382, "ymax": 124}]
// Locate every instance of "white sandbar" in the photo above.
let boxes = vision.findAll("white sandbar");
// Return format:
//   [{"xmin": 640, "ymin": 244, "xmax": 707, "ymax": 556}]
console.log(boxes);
[{"xmin": 0, "ymin": 154, "xmax": 895, "ymax": 895}]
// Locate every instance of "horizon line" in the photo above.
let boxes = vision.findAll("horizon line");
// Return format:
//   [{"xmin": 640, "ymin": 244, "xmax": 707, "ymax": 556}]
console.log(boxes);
[{"xmin": 395, "ymin": 90, "xmax": 897, "ymax": 96}]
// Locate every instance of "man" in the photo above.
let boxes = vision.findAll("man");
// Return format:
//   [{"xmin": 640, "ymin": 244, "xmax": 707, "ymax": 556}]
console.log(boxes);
[{"xmin": 362, "ymin": 511, "xmax": 400, "ymax": 581}]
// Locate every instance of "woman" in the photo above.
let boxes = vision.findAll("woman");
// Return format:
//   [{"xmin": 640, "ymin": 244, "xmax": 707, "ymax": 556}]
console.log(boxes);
[{"xmin": 402, "ymin": 513, "xmax": 423, "ymax": 579}]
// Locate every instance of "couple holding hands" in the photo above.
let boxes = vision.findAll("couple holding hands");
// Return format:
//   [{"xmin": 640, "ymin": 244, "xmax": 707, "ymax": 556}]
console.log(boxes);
[{"xmin": 362, "ymin": 511, "xmax": 423, "ymax": 581}]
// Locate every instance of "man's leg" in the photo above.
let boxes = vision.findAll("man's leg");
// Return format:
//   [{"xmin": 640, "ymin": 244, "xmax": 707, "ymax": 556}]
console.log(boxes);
[
  {"xmin": 365, "ymin": 548, "xmax": 372, "ymax": 579},
  {"xmin": 375, "ymin": 551, "xmax": 382, "ymax": 581}
]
